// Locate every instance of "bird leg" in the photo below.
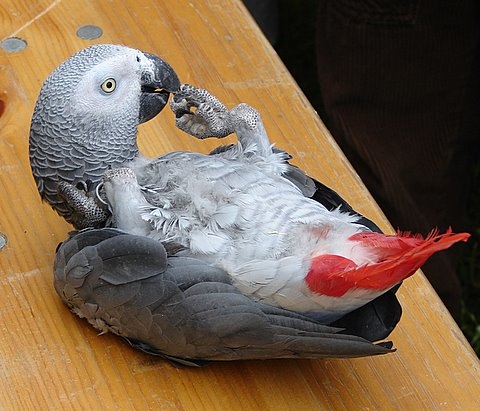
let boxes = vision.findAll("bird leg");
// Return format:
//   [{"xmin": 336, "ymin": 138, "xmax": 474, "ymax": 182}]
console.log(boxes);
[
  {"xmin": 102, "ymin": 168, "xmax": 151, "ymax": 236},
  {"xmin": 57, "ymin": 181, "xmax": 110, "ymax": 229},
  {"xmin": 171, "ymin": 84, "xmax": 273, "ymax": 157}
]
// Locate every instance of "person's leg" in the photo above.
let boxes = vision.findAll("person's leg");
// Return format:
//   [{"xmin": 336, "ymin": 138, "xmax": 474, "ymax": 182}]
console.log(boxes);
[{"xmin": 316, "ymin": 0, "xmax": 480, "ymax": 316}]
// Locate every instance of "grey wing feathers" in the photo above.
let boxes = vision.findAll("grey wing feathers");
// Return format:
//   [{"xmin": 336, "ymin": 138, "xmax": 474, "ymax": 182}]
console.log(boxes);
[{"xmin": 54, "ymin": 228, "xmax": 393, "ymax": 365}]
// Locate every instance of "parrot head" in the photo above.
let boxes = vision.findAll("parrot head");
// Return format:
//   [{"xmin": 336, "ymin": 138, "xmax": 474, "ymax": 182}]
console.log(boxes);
[{"xmin": 29, "ymin": 44, "xmax": 180, "ymax": 225}]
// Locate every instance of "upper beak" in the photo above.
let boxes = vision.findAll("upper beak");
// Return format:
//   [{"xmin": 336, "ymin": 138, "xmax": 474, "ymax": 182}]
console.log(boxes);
[{"xmin": 139, "ymin": 52, "xmax": 181, "ymax": 124}]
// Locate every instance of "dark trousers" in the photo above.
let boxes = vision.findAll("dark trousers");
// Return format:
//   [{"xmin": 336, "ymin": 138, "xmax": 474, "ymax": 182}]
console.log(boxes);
[{"xmin": 316, "ymin": 0, "xmax": 480, "ymax": 316}]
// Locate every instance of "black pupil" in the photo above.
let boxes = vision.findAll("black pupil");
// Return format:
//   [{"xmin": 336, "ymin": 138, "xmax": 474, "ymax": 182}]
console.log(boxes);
[{"xmin": 106, "ymin": 81, "xmax": 113, "ymax": 89}]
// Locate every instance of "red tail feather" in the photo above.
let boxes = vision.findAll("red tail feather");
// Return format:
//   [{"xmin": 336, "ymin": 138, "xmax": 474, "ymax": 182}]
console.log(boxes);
[{"xmin": 305, "ymin": 229, "xmax": 470, "ymax": 297}]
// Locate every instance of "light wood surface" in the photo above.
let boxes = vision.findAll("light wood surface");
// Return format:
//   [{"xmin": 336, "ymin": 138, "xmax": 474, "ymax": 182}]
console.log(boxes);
[{"xmin": 1, "ymin": 1, "xmax": 479, "ymax": 409}]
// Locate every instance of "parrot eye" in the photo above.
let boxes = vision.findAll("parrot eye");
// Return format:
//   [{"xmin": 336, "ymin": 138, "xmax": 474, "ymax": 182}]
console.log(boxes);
[{"xmin": 100, "ymin": 78, "xmax": 117, "ymax": 93}]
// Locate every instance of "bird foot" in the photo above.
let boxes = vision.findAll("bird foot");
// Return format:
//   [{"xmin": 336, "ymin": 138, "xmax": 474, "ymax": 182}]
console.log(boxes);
[
  {"xmin": 171, "ymin": 84, "xmax": 271, "ymax": 157},
  {"xmin": 57, "ymin": 181, "xmax": 110, "ymax": 229},
  {"xmin": 170, "ymin": 84, "xmax": 234, "ymax": 138}
]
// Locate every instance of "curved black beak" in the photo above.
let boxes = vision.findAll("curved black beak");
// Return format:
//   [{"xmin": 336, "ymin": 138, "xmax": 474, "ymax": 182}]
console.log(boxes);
[{"xmin": 139, "ymin": 52, "xmax": 181, "ymax": 124}]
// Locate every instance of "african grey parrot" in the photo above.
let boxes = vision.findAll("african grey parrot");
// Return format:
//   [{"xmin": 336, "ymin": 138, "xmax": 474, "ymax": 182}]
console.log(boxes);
[{"xmin": 30, "ymin": 44, "xmax": 469, "ymax": 364}]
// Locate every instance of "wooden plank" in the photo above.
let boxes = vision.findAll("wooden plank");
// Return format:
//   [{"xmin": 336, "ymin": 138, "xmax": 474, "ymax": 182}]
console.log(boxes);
[{"xmin": 1, "ymin": 0, "xmax": 479, "ymax": 409}]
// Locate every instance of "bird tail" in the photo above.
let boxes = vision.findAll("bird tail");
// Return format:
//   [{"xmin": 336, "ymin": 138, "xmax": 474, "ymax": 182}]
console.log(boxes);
[{"xmin": 305, "ymin": 229, "xmax": 470, "ymax": 297}]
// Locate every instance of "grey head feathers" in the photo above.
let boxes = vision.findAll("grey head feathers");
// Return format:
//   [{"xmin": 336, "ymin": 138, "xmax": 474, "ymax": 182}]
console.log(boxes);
[{"xmin": 29, "ymin": 44, "xmax": 180, "ymax": 228}]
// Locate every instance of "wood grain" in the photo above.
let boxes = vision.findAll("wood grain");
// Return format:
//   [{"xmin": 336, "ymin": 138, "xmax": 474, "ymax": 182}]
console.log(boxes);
[{"xmin": 1, "ymin": 1, "xmax": 479, "ymax": 409}]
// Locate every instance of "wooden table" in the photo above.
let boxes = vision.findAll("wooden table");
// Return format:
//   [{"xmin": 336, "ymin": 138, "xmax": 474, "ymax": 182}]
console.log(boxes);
[{"xmin": 1, "ymin": 1, "xmax": 479, "ymax": 409}]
